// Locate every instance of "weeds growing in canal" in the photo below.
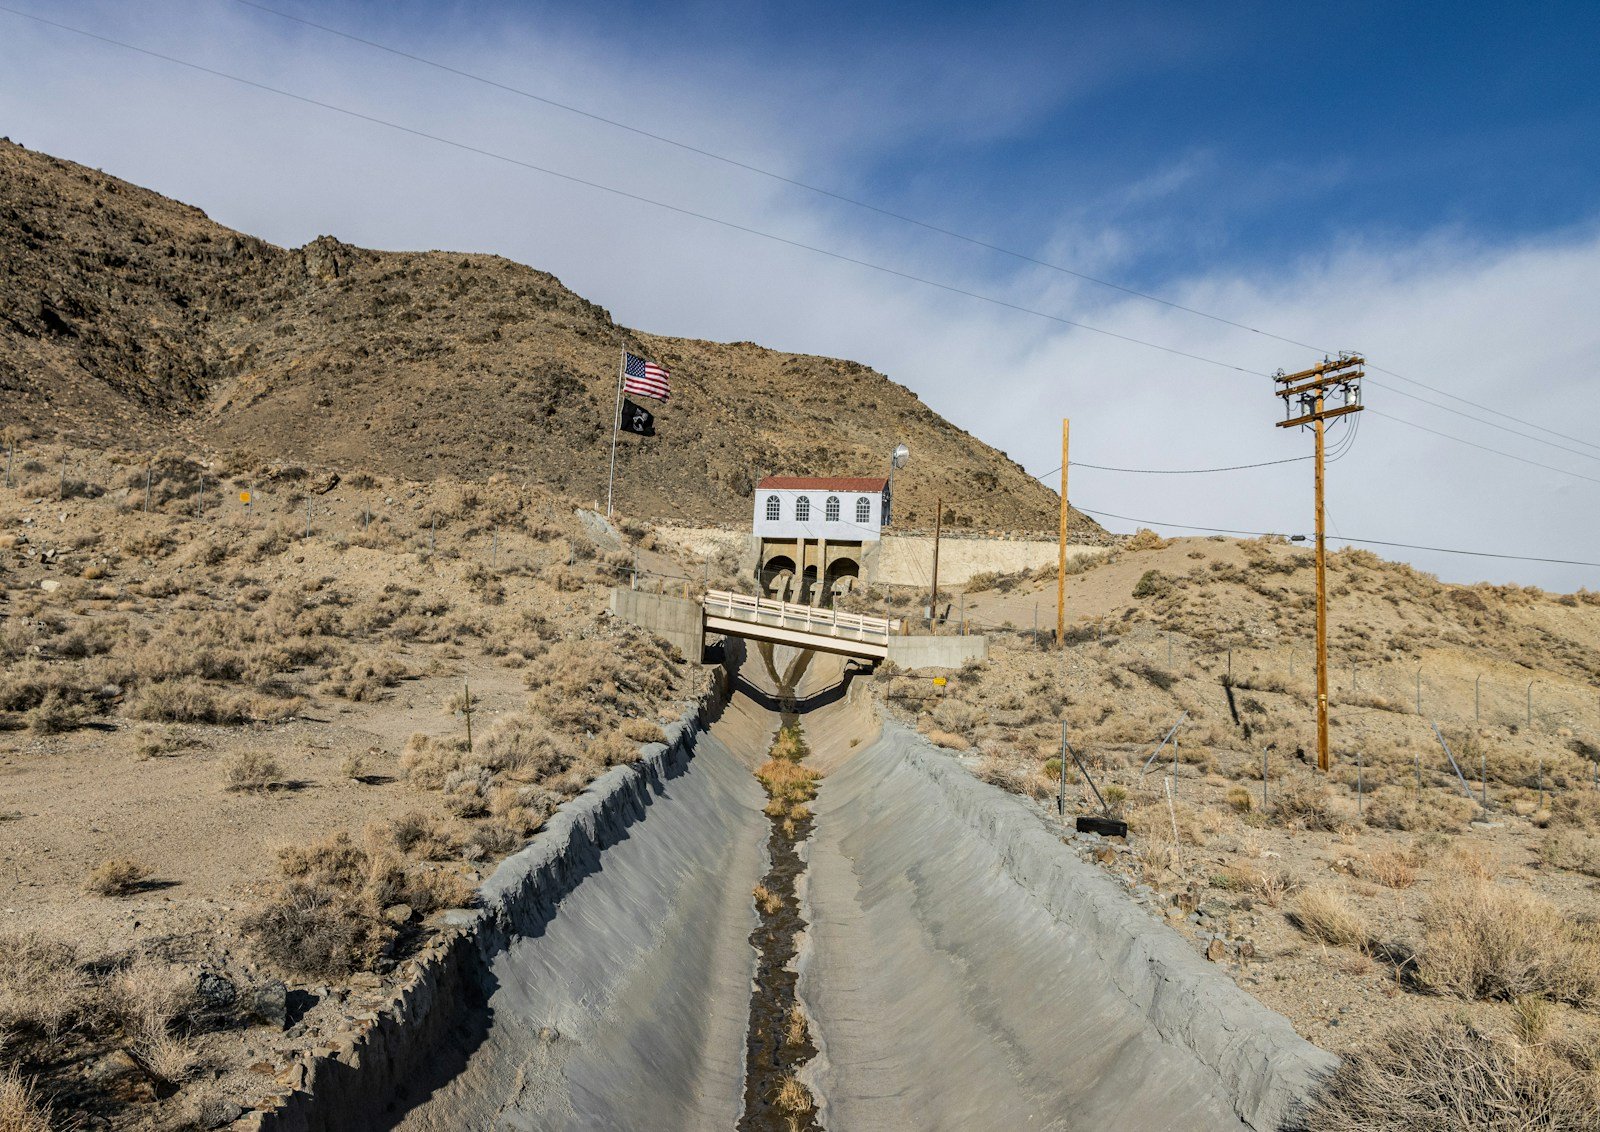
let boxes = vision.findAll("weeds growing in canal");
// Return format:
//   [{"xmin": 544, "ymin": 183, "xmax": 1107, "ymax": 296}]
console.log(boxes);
[{"xmin": 740, "ymin": 724, "xmax": 822, "ymax": 1132}]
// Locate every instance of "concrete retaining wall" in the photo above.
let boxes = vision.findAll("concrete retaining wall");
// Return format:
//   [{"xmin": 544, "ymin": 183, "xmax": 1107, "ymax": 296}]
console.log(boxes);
[
  {"xmin": 243, "ymin": 685, "xmax": 766, "ymax": 1131},
  {"xmin": 885, "ymin": 634, "xmax": 988, "ymax": 669},
  {"xmin": 799, "ymin": 720, "xmax": 1337, "ymax": 1131},
  {"xmin": 652, "ymin": 526, "xmax": 1107, "ymax": 588},
  {"xmin": 875, "ymin": 534, "xmax": 1105, "ymax": 587},
  {"xmin": 608, "ymin": 586, "xmax": 705, "ymax": 661}
]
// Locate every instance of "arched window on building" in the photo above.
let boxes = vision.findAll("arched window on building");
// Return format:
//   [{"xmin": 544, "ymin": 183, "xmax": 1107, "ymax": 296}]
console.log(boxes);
[
  {"xmin": 855, "ymin": 496, "xmax": 871, "ymax": 524},
  {"xmin": 765, "ymin": 494, "xmax": 781, "ymax": 522},
  {"xmin": 825, "ymin": 495, "xmax": 841, "ymax": 522},
  {"xmin": 795, "ymin": 495, "xmax": 811, "ymax": 521}
]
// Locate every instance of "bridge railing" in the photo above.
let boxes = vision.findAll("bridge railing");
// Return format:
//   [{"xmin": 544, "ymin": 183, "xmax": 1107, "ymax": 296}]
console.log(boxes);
[{"xmin": 703, "ymin": 589, "xmax": 898, "ymax": 642}]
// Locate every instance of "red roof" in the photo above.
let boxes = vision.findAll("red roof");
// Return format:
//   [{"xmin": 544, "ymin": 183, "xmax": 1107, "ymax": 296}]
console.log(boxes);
[{"xmin": 758, "ymin": 476, "xmax": 888, "ymax": 492}]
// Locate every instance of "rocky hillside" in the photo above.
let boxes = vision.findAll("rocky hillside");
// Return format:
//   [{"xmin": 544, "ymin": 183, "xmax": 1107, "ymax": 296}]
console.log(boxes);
[{"xmin": 0, "ymin": 140, "xmax": 1094, "ymax": 533}]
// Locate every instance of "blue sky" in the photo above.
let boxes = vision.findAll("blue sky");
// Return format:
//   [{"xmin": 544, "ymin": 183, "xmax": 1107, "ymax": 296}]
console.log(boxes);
[{"xmin": 1, "ymin": 1, "xmax": 1598, "ymax": 589}]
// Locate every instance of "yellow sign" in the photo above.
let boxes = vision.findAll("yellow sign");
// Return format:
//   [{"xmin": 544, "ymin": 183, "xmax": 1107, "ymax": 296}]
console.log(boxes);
[
  {"xmin": 239, "ymin": 491, "xmax": 251, "ymax": 504},
  {"xmin": 932, "ymin": 676, "xmax": 947, "ymax": 687}
]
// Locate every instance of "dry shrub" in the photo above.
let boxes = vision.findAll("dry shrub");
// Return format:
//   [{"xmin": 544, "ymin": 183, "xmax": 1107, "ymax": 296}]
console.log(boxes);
[
  {"xmin": 1540, "ymin": 830, "xmax": 1600, "ymax": 877},
  {"xmin": 103, "ymin": 958, "xmax": 198, "ymax": 1085},
  {"xmin": 323, "ymin": 659, "xmax": 407, "ymax": 702},
  {"xmin": 0, "ymin": 1067, "xmax": 52, "ymax": 1132},
  {"xmin": 524, "ymin": 630, "xmax": 681, "ymax": 736},
  {"xmin": 621, "ymin": 718, "xmax": 666, "ymax": 745},
  {"xmin": 1272, "ymin": 774, "xmax": 1345, "ymax": 831},
  {"xmin": 0, "ymin": 934, "xmax": 87, "ymax": 1039},
  {"xmin": 130, "ymin": 679, "xmax": 248, "ymax": 725},
  {"xmin": 1363, "ymin": 786, "xmax": 1476, "ymax": 832},
  {"xmin": 930, "ymin": 697, "xmax": 984, "ymax": 733},
  {"xmin": 1544, "ymin": 791, "xmax": 1600, "ymax": 831},
  {"xmin": 1126, "ymin": 527, "xmax": 1169, "ymax": 551},
  {"xmin": 1415, "ymin": 877, "xmax": 1600, "ymax": 1006},
  {"xmin": 1360, "ymin": 847, "xmax": 1419, "ymax": 889},
  {"xmin": 1289, "ymin": 886, "xmax": 1372, "ymax": 952},
  {"xmin": 922, "ymin": 728, "xmax": 970, "ymax": 751},
  {"xmin": 224, "ymin": 750, "xmax": 284, "ymax": 792},
  {"xmin": 400, "ymin": 733, "xmax": 464, "ymax": 790},
  {"xmin": 402, "ymin": 867, "xmax": 477, "ymax": 916},
  {"xmin": 241, "ymin": 881, "xmax": 391, "ymax": 979},
  {"xmin": 278, "ymin": 832, "xmax": 369, "ymax": 889},
  {"xmin": 1304, "ymin": 1017, "xmax": 1600, "ymax": 1132},
  {"xmin": 83, "ymin": 857, "xmax": 150, "ymax": 896},
  {"xmin": 473, "ymin": 717, "xmax": 575, "ymax": 781},
  {"xmin": 136, "ymin": 1029, "xmax": 198, "ymax": 1083},
  {"xmin": 379, "ymin": 812, "xmax": 459, "ymax": 861},
  {"xmin": 1233, "ymin": 863, "xmax": 1298, "ymax": 908},
  {"xmin": 1226, "ymin": 785, "xmax": 1253, "ymax": 813}
]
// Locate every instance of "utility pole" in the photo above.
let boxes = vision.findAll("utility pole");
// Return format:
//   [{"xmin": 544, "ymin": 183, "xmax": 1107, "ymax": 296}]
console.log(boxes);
[
  {"xmin": 1274, "ymin": 355, "xmax": 1364, "ymax": 773},
  {"xmin": 1056, "ymin": 418, "xmax": 1070, "ymax": 647},
  {"xmin": 929, "ymin": 497, "xmax": 943, "ymax": 628}
]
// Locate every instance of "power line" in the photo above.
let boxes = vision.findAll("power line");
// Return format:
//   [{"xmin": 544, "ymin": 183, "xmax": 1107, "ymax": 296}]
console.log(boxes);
[
  {"xmin": 1033, "ymin": 454, "xmax": 1310, "ymax": 480},
  {"xmin": 1369, "ymin": 364, "xmax": 1600, "ymax": 455},
  {"xmin": 11, "ymin": 5, "xmax": 1596, "ymax": 496},
  {"xmin": 0, "ymin": 4, "xmax": 1265, "ymax": 378},
  {"xmin": 229, "ymin": 0, "xmax": 1338, "ymax": 359},
  {"xmin": 228, "ymin": 0, "xmax": 1600, "ymax": 463},
  {"xmin": 1369, "ymin": 409, "xmax": 1600, "ymax": 486},
  {"xmin": 1075, "ymin": 505, "xmax": 1600, "ymax": 569},
  {"xmin": 1367, "ymin": 378, "xmax": 1600, "ymax": 465}
]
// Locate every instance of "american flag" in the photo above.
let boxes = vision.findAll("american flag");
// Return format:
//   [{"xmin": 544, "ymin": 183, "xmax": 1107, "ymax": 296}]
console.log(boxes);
[{"xmin": 623, "ymin": 351, "xmax": 670, "ymax": 402}]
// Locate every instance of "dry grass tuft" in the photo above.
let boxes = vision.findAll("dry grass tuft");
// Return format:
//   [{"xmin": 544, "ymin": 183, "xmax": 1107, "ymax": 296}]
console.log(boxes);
[
  {"xmin": 783, "ymin": 1004, "xmax": 808, "ymax": 1048},
  {"xmin": 773, "ymin": 1075, "xmax": 814, "ymax": 1115},
  {"xmin": 1415, "ymin": 877, "xmax": 1600, "ymax": 1007},
  {"xmin": 83, "ymin": 857, "xmax": 151, "ymax": 897},
  {"xmin": 1289, "ymin": 886, "xmax": 1373, "ymax": 952},
  {"xmin": 1303, "ymin": 1017, "xmax": 1600, "ymax": 1131},
  {"xmin": 1359, "ymin": 847, "xmax": 1419, "ymax": 889},
  {"xmin": 753, "ymin": 884, "xmax": 782, "ymax": 916},
  {"xmin": 0, "ymin": 1067, "xmax": 52, "ymax": 1132}
]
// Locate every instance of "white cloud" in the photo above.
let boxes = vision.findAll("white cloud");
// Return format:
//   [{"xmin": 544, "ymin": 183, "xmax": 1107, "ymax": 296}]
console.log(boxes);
[{"xmin": 2, "ymin": 0, "xmax": 1597, "ymax": 591}]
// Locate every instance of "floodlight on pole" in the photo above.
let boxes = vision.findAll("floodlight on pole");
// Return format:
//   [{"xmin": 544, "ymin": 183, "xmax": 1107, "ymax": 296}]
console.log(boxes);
[{"xmin": 886, "ymin": 443, "xmax": 910, "ymax": 526}]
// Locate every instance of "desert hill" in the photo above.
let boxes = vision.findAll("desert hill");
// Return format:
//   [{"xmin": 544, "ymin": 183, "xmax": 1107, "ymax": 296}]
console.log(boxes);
[{"xmin": 0, "ymin": 139, "xmax": 1095, "ymax": 533}]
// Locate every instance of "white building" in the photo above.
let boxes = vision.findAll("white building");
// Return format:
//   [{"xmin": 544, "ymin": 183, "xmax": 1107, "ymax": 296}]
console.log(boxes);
[{"xmin": 750, "ymin": 475, "xmax": 888, "ymax": 606}]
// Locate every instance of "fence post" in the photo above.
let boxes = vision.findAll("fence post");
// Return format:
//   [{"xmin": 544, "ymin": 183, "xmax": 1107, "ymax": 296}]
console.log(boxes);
[
  {"xmin": 305, "ymin": 499, "xmax": 311, "ymax": 539},
  {"xmin": 1057, "ymin": 721, "xmax": 1067, "ymax": 818},
  {"xmin": 1356, "ymin": 752, "xmax": 1363, "ymax": 820},
  {"xmin": 144, "ymin": 462, "xmax": 153, "ymax": 512},
  {"xmin": 430, "ymin": 517, "xmax": 436, "ymax": 554},
  {"xmin": 59, "ymin": 453, "xmax": 67, "ymax": 500},
  {"xmin": 1261, "ymin": 748, "xmax": 1269, "ymax": 811}
]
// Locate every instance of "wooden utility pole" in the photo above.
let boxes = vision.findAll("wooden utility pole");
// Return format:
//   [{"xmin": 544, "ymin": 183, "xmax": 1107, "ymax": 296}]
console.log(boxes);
[
  {"xmin": 930, "ymin": 496, "xmax": 943, "ymax": 628},
  {"xmin": 1056, "ymin": 418, "xmax": 1070, "ymax": 646},
  {"xmin": 1274, "ymin": 356, "xmax": 1364, "ymax": 772}
]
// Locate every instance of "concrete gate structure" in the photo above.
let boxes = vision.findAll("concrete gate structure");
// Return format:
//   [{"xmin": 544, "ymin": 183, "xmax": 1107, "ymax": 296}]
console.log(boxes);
[{"xmin": 748, "ymin": 475, "xmax": 887, "ymax": 606}]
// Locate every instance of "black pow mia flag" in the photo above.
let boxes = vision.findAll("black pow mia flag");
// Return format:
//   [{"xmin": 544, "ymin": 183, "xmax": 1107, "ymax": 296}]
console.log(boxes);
[{"xmin": 621, "ymin": 398, "xmax": 655, "ymax": 436}]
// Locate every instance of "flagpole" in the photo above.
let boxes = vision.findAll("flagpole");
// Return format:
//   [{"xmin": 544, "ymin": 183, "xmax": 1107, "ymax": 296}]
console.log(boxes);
[{"xmin": 605, "ymin": 349, "xmax": 625, "ymax": 518}]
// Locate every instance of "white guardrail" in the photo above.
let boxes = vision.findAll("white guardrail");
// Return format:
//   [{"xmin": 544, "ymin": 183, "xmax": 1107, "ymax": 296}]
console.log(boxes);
[{"xmin": 702, "ymin": 589, "xmax": 899, "ymax": 642}]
